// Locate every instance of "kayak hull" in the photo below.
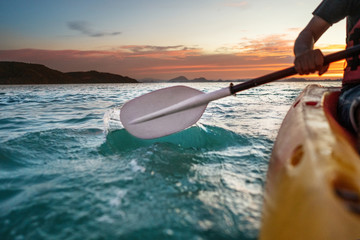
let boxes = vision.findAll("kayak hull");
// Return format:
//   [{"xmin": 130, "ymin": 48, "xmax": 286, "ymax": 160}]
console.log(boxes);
[{"xmin": 260, "ymin": 84, "xmax": 360, "ymax": 240}]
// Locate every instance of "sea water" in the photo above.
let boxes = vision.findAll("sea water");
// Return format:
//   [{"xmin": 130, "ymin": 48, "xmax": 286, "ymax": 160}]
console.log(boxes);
[{"xmin": 0, "ymin": 82, "xmax": 339, "ymax": 240}]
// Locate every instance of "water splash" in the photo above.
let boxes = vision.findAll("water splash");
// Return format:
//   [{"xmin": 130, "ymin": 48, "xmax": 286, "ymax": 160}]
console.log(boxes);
[{"xmin": 100, "ymin": 123, "xmax": 248, "ymax": 153}]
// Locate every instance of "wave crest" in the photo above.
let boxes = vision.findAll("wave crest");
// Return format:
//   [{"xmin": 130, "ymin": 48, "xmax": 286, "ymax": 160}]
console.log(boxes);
[{"xmin": 100, "ymin": 124, "xmax": 248, "ymax": 154}]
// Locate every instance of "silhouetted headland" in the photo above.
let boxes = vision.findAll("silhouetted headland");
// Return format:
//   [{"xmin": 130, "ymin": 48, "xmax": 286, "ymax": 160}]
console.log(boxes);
[{"xmin": 0, "ymin": 62, "xmax": 138, "ymax": 84}]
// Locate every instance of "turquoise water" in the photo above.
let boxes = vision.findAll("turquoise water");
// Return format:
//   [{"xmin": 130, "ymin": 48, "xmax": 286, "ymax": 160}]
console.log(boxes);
[{"xmin": 0, "ymin": 82, "xmax": 339, "ymax": 240}]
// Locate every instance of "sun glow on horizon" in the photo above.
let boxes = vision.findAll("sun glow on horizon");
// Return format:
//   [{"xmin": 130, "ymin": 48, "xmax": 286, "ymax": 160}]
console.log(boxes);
[{"xmin": 0, "ymin": 1, "xmax": 348, "ymax": 80}]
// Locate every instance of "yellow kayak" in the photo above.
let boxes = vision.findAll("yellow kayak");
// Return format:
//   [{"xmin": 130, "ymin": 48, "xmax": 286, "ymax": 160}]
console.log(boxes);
[{"xmin": 260, "ymin": 84, "xmax": 360, "ymax": 240}]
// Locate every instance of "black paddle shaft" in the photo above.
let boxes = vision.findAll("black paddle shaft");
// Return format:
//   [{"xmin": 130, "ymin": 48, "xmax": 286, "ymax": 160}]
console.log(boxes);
[{"xmin": 229, "ymin": 44, "xmax": 360, "ymax": 94}]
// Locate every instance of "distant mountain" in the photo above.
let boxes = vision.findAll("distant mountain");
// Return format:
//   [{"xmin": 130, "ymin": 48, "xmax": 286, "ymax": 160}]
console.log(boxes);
[
  {"xmin": 167, "ymin": 75, "xmax": 341, "ymax": 83},
  {"xmin": 139, "ymin": 78, "xmax": 167, "ymax": 83},
  {"xmin": 0, "ymin": 61, "xmax": 138, "ymax": 84},
  {"xmin": 169, "ymin": 76, "xmax": 189, "ymax": 82},
  {"xmin": 0, "ymin": 62, "xmax": 74, "ymax": 84},
  {"xmin": 65, "ymin": 70, "xmax": 137, "ymax": 83},
  {"xmin": 192, "ymin": 77, "xmax": 208, "ymax": 82},
  {"xmin": 279, "ymin": 77, "xmax": 341, "ymax": 82},
  {"xmin": 168, "ymin": 76, "xmax": 214, "ymax": 82}
]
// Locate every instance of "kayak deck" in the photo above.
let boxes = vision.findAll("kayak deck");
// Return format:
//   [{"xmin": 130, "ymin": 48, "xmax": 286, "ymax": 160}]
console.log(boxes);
[{"xmin": 260, "ymin": 84, "xmax": 360, "ymax": 240}]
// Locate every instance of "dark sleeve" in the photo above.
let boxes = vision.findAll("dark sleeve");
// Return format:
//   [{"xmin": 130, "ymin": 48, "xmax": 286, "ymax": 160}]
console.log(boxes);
[{"xmin": 312, "ymin": 0, "xmax": 351, "ymax": 24}]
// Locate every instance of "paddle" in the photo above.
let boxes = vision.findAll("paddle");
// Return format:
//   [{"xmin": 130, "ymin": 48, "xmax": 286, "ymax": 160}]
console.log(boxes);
[{"xmin": 120, "ymin": 45, "xmax": 360, "ymax": 139}]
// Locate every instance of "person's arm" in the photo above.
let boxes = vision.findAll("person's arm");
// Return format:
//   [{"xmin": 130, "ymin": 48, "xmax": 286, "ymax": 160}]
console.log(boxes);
[{"xmin": 294, "ymin": 16, "xmax": 331, "ymax": 75}]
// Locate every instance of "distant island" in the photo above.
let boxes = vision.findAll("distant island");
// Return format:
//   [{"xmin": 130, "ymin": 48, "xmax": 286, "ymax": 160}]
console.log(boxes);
[
  {"xmin": 142, "ymin": 76, "xmax": 341, "ymax": 83},
  {"xmin": 168, "ymin": 76, "xmax": 214, "ymax": 82},
  {"xmin": 0, "ymin": 62, "xmax": 138, "ymax": 84},
  {"xmin": 0, "ymin": 61, "xmax": 341, "ymax": 85}
]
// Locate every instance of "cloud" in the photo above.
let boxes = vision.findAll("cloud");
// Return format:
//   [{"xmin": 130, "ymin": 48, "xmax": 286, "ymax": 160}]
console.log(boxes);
[
  {"xmin": 122, "ymin": 45, "xmax": 186, "ymax": 53},
  {"xmin": 234, "ymin": 34, "xmax": 294, "ymax": 57},
  {"xmin": 67, "ymin": 21, "xmax": 121, "ymax": 37},
  {"xmin": 115, "ymin": 45, "xmax": 202, "ymax": 60},
  {"xmin": 287, "ymin": 27, "xmax": 302, "ymax": 33},
  {"xmin": 0, "ymin": 47, "xmax": 293, "ymax": 80},
  {"xmin": 214, "ymin": 34, "xmax": 294, "ymax": 59},
  {"xmin": 0, "ymin": 38, "xmax": 343, "ymax": 80}
]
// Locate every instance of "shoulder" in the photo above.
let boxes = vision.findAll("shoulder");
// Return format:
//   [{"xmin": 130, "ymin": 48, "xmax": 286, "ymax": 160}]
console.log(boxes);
[
  {"xmin": 313, "ymin": 0, "xmax": 352, "ymax": 24},
  {"xmin": 348, "ymin": 0, "xmax": 360, "ymax": 16}
]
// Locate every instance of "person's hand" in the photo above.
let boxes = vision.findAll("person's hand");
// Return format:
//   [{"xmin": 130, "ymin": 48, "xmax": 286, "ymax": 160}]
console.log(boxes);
[{"xmin": 294, "ymin": 49, "xmax": 329, "ymax": 75}]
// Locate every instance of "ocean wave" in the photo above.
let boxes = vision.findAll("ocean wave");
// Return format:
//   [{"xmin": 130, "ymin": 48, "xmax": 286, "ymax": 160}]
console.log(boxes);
[
  {"xmin": 0, "ymin": 128, "xmax": 104, "ymax": 169},
  {"xmin": 60, "ymin": 113, "xmax": 99, "ymax": 124},
  {"xmin": 100, "ymin": 124, "xmax": 249, "ymax": 154}
]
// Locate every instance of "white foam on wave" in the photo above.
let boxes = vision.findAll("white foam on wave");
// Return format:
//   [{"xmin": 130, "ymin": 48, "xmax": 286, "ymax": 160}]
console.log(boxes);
[
  {"xmin": 129, "ymin": 159, "xmax": 146, "ymax": 173},
  {"xmin": 103, "ymin": 107, "xmax": 123, "ymax": 133},
  {"xmin": 109, "ymin": 189, "xmax": 128, "ymax": 208}
]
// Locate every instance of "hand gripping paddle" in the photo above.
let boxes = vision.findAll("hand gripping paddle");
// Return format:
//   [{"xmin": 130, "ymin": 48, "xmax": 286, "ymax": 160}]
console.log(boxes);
[{"xmin": 120, "ymin": 45, "xmax": 360, "ymax": 139}]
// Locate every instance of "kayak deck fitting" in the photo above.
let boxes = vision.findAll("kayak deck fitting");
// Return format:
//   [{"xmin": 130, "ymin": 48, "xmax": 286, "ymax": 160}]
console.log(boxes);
[{"xmin": 260, "ymin": 84, "xmax": 360, "ymax": 240}]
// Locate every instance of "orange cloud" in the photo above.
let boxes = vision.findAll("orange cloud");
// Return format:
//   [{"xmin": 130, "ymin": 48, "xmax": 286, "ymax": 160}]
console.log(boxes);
[
  {"xmin": 319, "ymin": 44, "xmax": 346, "ymax": 51},
  {"xmin": 135, "ymin": 63, "xmax": 292, "ymax": 74},
  {"xmin": 115, "ymin": 45, "xmax": 202, "ymax": 60},
  {"xmin": 0, "ymin": 39, "xmax": 346, "ymax": 80},
  {"xmin": 236, "ymin": 34, "xmax": 294, "ymax": 57}
]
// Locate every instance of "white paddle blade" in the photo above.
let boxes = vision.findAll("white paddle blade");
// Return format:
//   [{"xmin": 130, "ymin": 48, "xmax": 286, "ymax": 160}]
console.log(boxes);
[{"xmin": 120, "ymin": 86, "xmax": 207, "ymax": 139}]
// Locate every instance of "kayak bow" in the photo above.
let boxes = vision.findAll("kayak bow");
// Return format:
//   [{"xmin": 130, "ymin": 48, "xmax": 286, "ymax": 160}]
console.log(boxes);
[{"xmin": 260, "ymin": 84, "xmax": 360, "ymax": 240}]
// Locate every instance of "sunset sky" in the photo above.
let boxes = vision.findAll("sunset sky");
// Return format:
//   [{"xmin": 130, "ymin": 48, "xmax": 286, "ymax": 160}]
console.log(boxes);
[{"xmin": 0, "ymin": 0, "xmax": 347, "ymax": 80}]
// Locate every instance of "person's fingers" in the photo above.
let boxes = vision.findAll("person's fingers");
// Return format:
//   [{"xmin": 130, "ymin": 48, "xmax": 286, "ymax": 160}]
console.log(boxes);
[
  {"xmin": 294, "ymin": 49, "xmax": 326, "ymax": 75},
  {"xmin": 294, "ymin": 58, "xmax": 303, "ymax": 75},
  {"xmin": 319, "ymin": 64, "xmax": 329, "ymax": 75},
  {"xmin": 302, "ymin": 58, "xmax": 311, "ymax": 74},
  {"xmin": 314, "ymin": 49, "xmax": 325, "ymax": 70},
  {"xmin": 294, "ymin": 54, "xmax": 309, "ymax": 75}
]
